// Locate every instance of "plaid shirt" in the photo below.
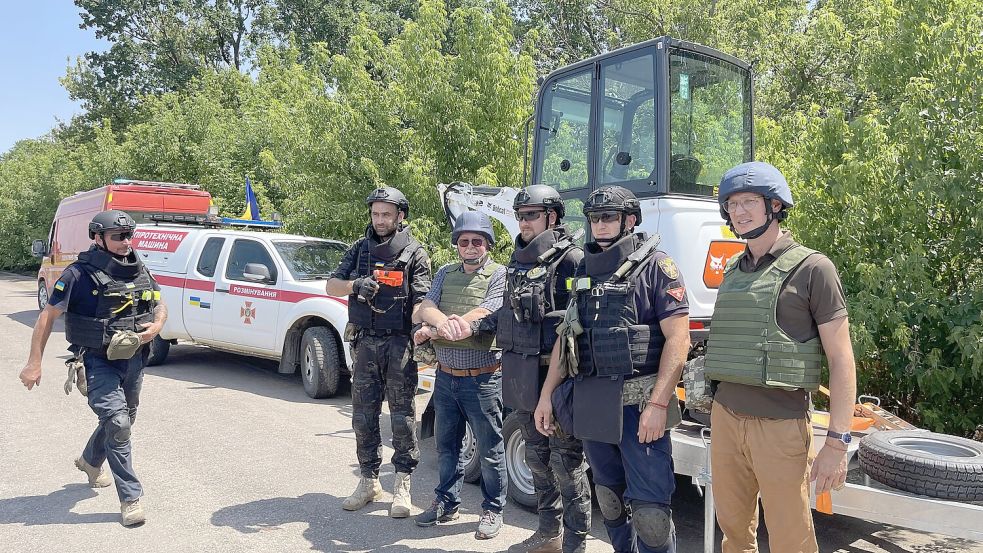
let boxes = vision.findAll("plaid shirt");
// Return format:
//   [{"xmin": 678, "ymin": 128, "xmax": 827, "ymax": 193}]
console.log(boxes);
[{"xmin": 425, "ymin": 260, "xmax": 506, "ymax": 369}]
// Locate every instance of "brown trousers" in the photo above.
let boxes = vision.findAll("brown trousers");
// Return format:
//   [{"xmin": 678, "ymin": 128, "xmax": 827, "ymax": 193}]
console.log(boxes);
[{"xmin": 710, "ymin": 402, "xmax": 819, "ymax": 553}]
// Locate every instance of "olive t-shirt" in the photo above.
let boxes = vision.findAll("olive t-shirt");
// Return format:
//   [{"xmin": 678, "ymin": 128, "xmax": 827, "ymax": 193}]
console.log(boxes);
[{"xmin": 713, "ymin": 230, "xmax": 848, "ymax": 419}]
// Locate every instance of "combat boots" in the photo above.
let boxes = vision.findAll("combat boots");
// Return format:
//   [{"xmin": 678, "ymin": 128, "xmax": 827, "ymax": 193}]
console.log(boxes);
[
  {"xmin": 75, "ymin": 457, "xmax": 112, "ymax": 488},
  {"xmin": 342, "ymin": 476, "xmax": 383, "ymax": 511},
  {"xmin": 121, "ymin": 499, "xmax": 146, "ymax": 526},
  {"xmin": 389, "ymin": 472, "xmax": 412, "ymax": 518}
]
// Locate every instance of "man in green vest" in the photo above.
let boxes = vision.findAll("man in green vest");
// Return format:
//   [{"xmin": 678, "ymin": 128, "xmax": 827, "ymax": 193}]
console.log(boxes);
[
  {"xmin": 704, "ymin": 161, "xmax": 858, "ymax": 553},
  {"xmin": 412, "ymin": 211, "xmax": 508, "ymax": 540}
]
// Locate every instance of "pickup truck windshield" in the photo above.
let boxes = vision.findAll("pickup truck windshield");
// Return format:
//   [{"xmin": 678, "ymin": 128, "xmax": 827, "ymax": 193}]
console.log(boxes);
[{"xmin": 274, "ymin": 240, "xmax": 347, "ymax": 280}]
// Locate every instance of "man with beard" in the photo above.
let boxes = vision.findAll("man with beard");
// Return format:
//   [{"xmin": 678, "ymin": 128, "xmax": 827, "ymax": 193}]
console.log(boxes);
[
  {"xmin": 326, "ymin": 186, "xmax": 432, "ymax": 518},
  {"xmin": 535, "ymin": 186, "xmax": 691, "ymax": 553},
  {"xmin": 19, "ymin": 210, "xmax": 168, "ymax": 526},
  {"xmin": 489, "ymin": 185, "xmax": 591, "ymax": 553}
]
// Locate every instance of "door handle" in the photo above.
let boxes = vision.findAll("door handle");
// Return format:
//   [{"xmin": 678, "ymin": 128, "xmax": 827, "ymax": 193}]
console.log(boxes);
[{"xmin": 216, "ymin": 288, "xmax": 229, "ymax": 293}]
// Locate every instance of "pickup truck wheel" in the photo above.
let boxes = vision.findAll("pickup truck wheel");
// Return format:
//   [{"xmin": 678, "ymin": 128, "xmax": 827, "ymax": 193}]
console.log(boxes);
[
  {"xmin": 37, "ymin": 280, "xmax": 48, "ymax": 310},
  {"xmin": 147, "ymin": 336, "xmax": 170, "ymax": 366},
  {"xmin": 462, "ymin": 421, "xmax": 481, "ymax": 484},
  {"xmin": 301, "ymin": 326, "xmax": 341, "ymax": 399},
  {"xmin": 858, "ymin": 430, "xmax": 983, "ymax": 501},
  {"xmin": 503, "ymin": 412, "xmax": 539, "ymax": 510}
]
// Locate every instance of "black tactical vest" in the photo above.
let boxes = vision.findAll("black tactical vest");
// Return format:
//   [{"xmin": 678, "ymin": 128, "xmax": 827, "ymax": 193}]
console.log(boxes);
[
  {"xmin": 575, "ymin": 234, "xmax": 665, "ymax": 378},
  {"xmin": 347, "ymin": 226, "xmax": 420, "ymax": 333},
  {"xmin": 497, "ymin": 227, "xmax": 579, "ymax": 359},
  {"xmin": 63, "ymin": 246, "xmax": 158, "ymax": 350}
]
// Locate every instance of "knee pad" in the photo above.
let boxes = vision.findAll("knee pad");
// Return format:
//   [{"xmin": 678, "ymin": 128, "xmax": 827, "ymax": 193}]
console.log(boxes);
[
  {"xmin": 595, "ymin": 484, "xmax": 628, "ymax": 525},
  {"xmin": 351, "ymin": 412, "xmax": 374, "ymax": 433},
  {"xmin": 631, "ymin": 502, "xmax": 673, "ymax": 550},
  {"xmin": 108, "ymin": 411, "xmax": 132, "ymax": 444}
]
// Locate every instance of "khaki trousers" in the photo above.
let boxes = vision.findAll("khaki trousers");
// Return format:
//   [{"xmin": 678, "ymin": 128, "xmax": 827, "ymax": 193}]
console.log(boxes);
[{"xmin": 710, "ymin": 402, "xmax": 819, "ymax": 553}]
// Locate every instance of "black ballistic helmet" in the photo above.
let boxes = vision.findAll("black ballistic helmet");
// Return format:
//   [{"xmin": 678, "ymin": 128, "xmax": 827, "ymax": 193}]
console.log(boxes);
[
  {"xmin": 513, "ymin": 184, "xmax": 565, "ymax": 219},
  {"xmin": 582, "ymin": 185, "xmax": 642, "ymax": 225},
  {"xmin": 366, "ymin": 186, "xmax": 410, "ymax": 217},
  {"xmin": 88, "ymin": 210, "xmax": 136, "ymax": 239}
]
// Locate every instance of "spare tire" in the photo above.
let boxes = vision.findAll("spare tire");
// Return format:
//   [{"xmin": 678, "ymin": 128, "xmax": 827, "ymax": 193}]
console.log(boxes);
[{"xmin": 858, "ymin": 430, "xmax": 983, "ymax": 501}]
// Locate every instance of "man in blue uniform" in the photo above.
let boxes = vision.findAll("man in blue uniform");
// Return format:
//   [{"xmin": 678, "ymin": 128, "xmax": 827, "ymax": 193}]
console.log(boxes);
[
  {"xmin": 326, "ymin": 186, "xmax": 432, "ymax": 518},
  {"xmin": 19, "ymin": 210, "xmax": 168, "ymax": 526},
  {"xmin": 535, "ymin": 186, "xmax": 691, "ymax": 553}
]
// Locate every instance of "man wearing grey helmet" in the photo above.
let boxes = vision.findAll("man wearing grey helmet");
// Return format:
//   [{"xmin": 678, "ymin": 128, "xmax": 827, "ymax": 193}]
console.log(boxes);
[
  {"xmin": 19, "ymin": 209, "xmax": 167, "ymax": 527},
  {"xmin": 326, "ymin": 186, "xmax": 432, "ymax": 518},
  {"xmin": 705, "ymin": 161, "xmax": 857, "ymax": 553},
  {"xmin": 412, "ymin": 211, "xmax": 508, "ymax": 540}
]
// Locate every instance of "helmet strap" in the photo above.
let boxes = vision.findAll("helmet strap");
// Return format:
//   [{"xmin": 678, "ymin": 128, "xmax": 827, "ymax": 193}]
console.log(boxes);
[
  {"xmin": 462, "ymin": 252, "xmax": 489, "ymax": 266},
  {"xmin": 732, "ymin": 210, "xmax": 774, "ymax": 240}
]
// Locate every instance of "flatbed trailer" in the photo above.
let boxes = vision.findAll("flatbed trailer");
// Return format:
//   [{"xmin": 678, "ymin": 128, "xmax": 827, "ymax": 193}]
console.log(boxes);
[{"xmin": 416, "ymin": 368, "xmax": 983, "ymax": 549}]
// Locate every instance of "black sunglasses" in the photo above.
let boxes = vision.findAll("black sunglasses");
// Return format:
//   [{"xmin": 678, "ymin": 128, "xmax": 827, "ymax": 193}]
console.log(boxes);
[
  {"xmin": 587, "ymin": 211, "xmax": 621, "ymax": 224},
  {"xmin": 456, "ymin": 238, "xmax": 486, "ymax": 248},
  {"xmin": 514, "ymin": 210, "xmax": 546, "ymax": 222},
  {"xmin": 107, "ymin": 231, "xmax": 134, "ymax": 241}
]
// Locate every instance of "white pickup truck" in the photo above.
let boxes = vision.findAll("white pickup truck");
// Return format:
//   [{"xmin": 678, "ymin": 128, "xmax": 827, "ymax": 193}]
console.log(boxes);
[{"xmin": 132, "ymin": 219, "xmax": 352, "ymax": 398}]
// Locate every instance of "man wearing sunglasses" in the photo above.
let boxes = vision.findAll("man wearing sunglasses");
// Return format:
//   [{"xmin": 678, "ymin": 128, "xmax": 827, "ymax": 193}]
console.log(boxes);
[
  {"xmin": 704, "ymin": 162, "xmax": 856, "ymax": 553},
  {"xmin": 19, "ymin": 209, "xmax": 167, "ymax": 527},
  {"xmin": 480, "ymin": 185, "xmax": 591, "ymax": 553},
  {"xmin": 326, "ymin": 186, "xmax": 432, "ymax": 518},
  {"xmin": 535, "ymin": 186, "xmax": 691, "ymax": 553},
  {"xmin": 412, "ymin": 211, "xmax": 508, "ymax": 540}
]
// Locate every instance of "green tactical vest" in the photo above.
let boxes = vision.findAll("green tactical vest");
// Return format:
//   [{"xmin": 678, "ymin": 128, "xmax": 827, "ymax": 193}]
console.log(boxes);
[
  {"xmin": 704, "ymin": 244, "xmax": 824, "ymax": 391},
  {"xmin": 431, "ymin": 261, "xmax": 503, "ymax": 351}
]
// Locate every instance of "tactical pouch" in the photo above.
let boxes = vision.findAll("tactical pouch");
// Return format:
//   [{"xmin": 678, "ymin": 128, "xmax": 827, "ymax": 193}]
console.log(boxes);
[
  {"xmin": 413, "ymin": 340, "xmax": 437, "ymax": 366},
  {"xmin": 590, "ymin": 327, "xmax": 632, "ymax": 377},
  {"xmin": 502, "ymin": 351, "xmax": 541, "ymax": 412},
  {"xmin": 520, "ymin": 286, "xmax": 545, "ymax": 323},
  {"xmin": 572, "ymin": 375, "xmax": 624, "ymax": 444},
  {"xmin": 106, "ymin": 330, "xmax": 142, "ymax": 360}
]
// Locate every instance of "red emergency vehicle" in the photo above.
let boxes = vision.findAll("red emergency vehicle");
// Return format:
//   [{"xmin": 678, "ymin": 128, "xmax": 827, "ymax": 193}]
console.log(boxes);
[{"xmin": 32, "ymin": 179, "xmax": 212, "ymax": 309}]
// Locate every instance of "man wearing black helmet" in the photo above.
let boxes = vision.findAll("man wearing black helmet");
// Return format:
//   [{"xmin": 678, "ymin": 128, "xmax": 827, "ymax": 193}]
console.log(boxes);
[
  {"xmin": 19, "ymin": 209, "xmax": 167, "ymax": 527},
  {"xmin": 535, "ymin": 185, "xmax": 691, "ymax": 553},
  {"xmin": 485, "ymin": 185, "xmax": 591, "ymax": 553},
  {"xmin": 704, "ymin": 162, "xmax": 857, "ymax": 553},
  {"xmin": 326, "ymin": 186, "xmax": 432, "ymax": 518},
  {"xmin": 412, "ymin": 211, "xmax": 508, "ymax": 540}
]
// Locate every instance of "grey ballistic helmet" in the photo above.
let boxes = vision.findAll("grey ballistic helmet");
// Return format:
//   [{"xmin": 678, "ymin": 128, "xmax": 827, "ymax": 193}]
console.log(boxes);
[
  {"xmin": 452, "ymin": 211, "xmax": 495, "ymax": 246},
  {"xmin": 88, "ymin": 210, "xmax": 136, "ymax": 239},
  {"xmin": 366, "ymin": 186, "xmax": 410, "ymax": 217},
  {"xmin": 513, "ymin": 184, "xmax": 565, "ymax": 219}
]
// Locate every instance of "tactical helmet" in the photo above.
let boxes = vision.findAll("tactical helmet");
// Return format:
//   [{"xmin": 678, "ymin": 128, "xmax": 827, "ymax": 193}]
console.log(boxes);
[
  {"xmin": 88, "ymin": 210, "xmax": 136, "ymax": 239},
  {"xmin": 582, "ymin": 185, "xmax": 642, "ymax": 225},
  {"xmin": 451, "ymin": 211, "xmax": 495, "ymax": 246},
  {"xmin": 717, "ymin": 161, "xmax": 794, "ymax": 222},
  {"xmin": 366, "ymin": 186, "xmax": 410, "ymax": 217},
  {"xmin": 513, "ymin": 184, "xmax": 565, "ymax": 219}
]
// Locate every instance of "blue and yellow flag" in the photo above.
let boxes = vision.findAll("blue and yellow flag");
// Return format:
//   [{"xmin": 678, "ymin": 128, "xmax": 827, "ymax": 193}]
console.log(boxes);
[{"xmin": 241, "ymin": 176, "xmax": 260, "ymax": 220}]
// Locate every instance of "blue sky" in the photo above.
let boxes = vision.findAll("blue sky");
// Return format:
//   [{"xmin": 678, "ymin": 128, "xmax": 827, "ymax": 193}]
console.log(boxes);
[{"xmin": 0, "ymin": 3, "xmax": 108, "ymax": 154}]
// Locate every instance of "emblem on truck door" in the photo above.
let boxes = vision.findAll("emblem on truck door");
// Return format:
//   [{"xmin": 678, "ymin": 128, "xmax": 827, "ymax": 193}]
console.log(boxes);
[{"xmin": 240, "ymin": 301, "xmax": 257, "ymax": 324}]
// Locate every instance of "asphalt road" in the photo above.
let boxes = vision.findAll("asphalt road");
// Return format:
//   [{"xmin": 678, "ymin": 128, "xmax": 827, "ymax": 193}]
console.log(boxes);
[{"xmin": 1, "ymin": 271, "xmax": 980, "ymax": 553}]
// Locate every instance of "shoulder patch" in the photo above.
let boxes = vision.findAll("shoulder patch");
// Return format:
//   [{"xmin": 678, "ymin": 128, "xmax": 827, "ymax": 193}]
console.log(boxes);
[
  {"xmin": 666, "ymin": 286, "xmax": 686, "ymax": 302},
  {"xmin": 658, "ymin": 257, "xmax": 679, "ymax": 280},
  {"xmin": 54, "ymin": 280, "xmax": 66, "ymax": 292}
]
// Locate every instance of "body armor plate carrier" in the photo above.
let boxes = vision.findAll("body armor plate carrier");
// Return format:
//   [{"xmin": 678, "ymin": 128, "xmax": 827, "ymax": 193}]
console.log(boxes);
[{"xmin": 347, "ymin": 226, "xmax": 421, "ymax": 333}]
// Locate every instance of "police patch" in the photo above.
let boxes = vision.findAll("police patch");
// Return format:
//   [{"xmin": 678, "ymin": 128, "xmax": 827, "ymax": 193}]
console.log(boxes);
[
  {"xmin": 54, "ymin": 280, "xmax": 66, "ymax": 292},
  {"xmin": 667, "ymin": 287, "xmax": 686, "ymax": 302},
  {"xmin": 658, "ymin": 257, "xmax": 679, "ymax": 280}
]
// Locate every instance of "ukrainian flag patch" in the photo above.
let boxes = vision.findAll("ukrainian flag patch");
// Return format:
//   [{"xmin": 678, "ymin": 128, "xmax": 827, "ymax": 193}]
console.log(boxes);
[
  {"xmin": 189, "ymin": 296, "xmax": 211, "ymax": 309},
  {"xmin": 54, "ymin": 281, "xmax": 66, "ymax": 292}
]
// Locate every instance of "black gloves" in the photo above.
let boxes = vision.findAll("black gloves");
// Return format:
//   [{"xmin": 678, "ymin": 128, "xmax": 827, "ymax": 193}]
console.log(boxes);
[{"xmin": 352, "ymin": 276, "xmax": 380, "ymax": 302}]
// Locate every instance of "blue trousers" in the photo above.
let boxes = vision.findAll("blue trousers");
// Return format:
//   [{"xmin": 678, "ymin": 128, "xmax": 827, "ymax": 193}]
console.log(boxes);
[
  {"xmin": 582, "ymin": 405, "xmax": 677, "ymax": 553},
  {"xmin": 433, "ymin": 369, "xmax": 506, "ymax": 513},
  {"xmin": 82, "ymin": 349, "xmax": 147, "ymax": 503}
]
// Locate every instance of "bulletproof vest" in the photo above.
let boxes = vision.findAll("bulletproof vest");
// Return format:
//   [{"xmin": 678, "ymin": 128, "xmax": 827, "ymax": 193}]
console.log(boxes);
[
  {"xmin": 347, "ymin": 226, "xmax": 420, "ymax": 333},
  {"xmin": 64, "ymin": 245, "xmax": 159, "ymax": 350},
  {"xmin": 575, "ymin": 234, "xmax": 665, "ymax": 378},
  {"xmin": 431, "ymin": 261, "xmax": 503, "ymax": 351},
  {"xmin": 497, "ymin": 227, "xmax": 579, "ymax": 359},
  {"xmin": 704, "ymin": 244, "xmax": 824, "ymax": 391}
]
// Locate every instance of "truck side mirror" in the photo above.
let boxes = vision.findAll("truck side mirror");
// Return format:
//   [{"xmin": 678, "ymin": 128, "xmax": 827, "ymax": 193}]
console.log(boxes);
[
  {"xmin": 243, "ymin": 263, "xmax": 272, "ymax": 282},
  {"xmin": 31, "ymin": 239, "xmax": 48, "ymax": 258}
]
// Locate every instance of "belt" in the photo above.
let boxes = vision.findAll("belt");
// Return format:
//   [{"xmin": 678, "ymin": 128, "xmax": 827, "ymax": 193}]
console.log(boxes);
[{"xmin": 439, "ymin": 363, "xmax": 501, "ymax": 377}]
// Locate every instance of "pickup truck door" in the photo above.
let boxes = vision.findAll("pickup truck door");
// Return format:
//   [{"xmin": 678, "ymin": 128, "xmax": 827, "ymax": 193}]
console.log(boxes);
[
  {"xmin": 182, "ymin": 236, "xmax": 226, "ymax": 341},
  {"xmin": 211, "ymin": 238, "xmax": 282, "ymax": 353}
]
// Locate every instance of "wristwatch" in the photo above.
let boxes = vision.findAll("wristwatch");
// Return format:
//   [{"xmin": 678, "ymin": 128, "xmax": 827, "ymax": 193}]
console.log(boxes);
[
  {"xmin": 469, "ymin": 319, "xmax": 481, "ymax": 334},
  {"xmin": 826, "ymin": 430, "xmax": 852, "ymax": 447}
]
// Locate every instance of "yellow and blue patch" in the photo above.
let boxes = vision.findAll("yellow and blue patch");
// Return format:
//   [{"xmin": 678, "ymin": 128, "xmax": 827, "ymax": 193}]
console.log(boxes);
[
  {"xmin": 54, "ymin": 280, "xmax": 66, "ymax": 292},
  {"xmin": 189, "ymin": 296, "xmax": 211, "ymax": 309}
]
